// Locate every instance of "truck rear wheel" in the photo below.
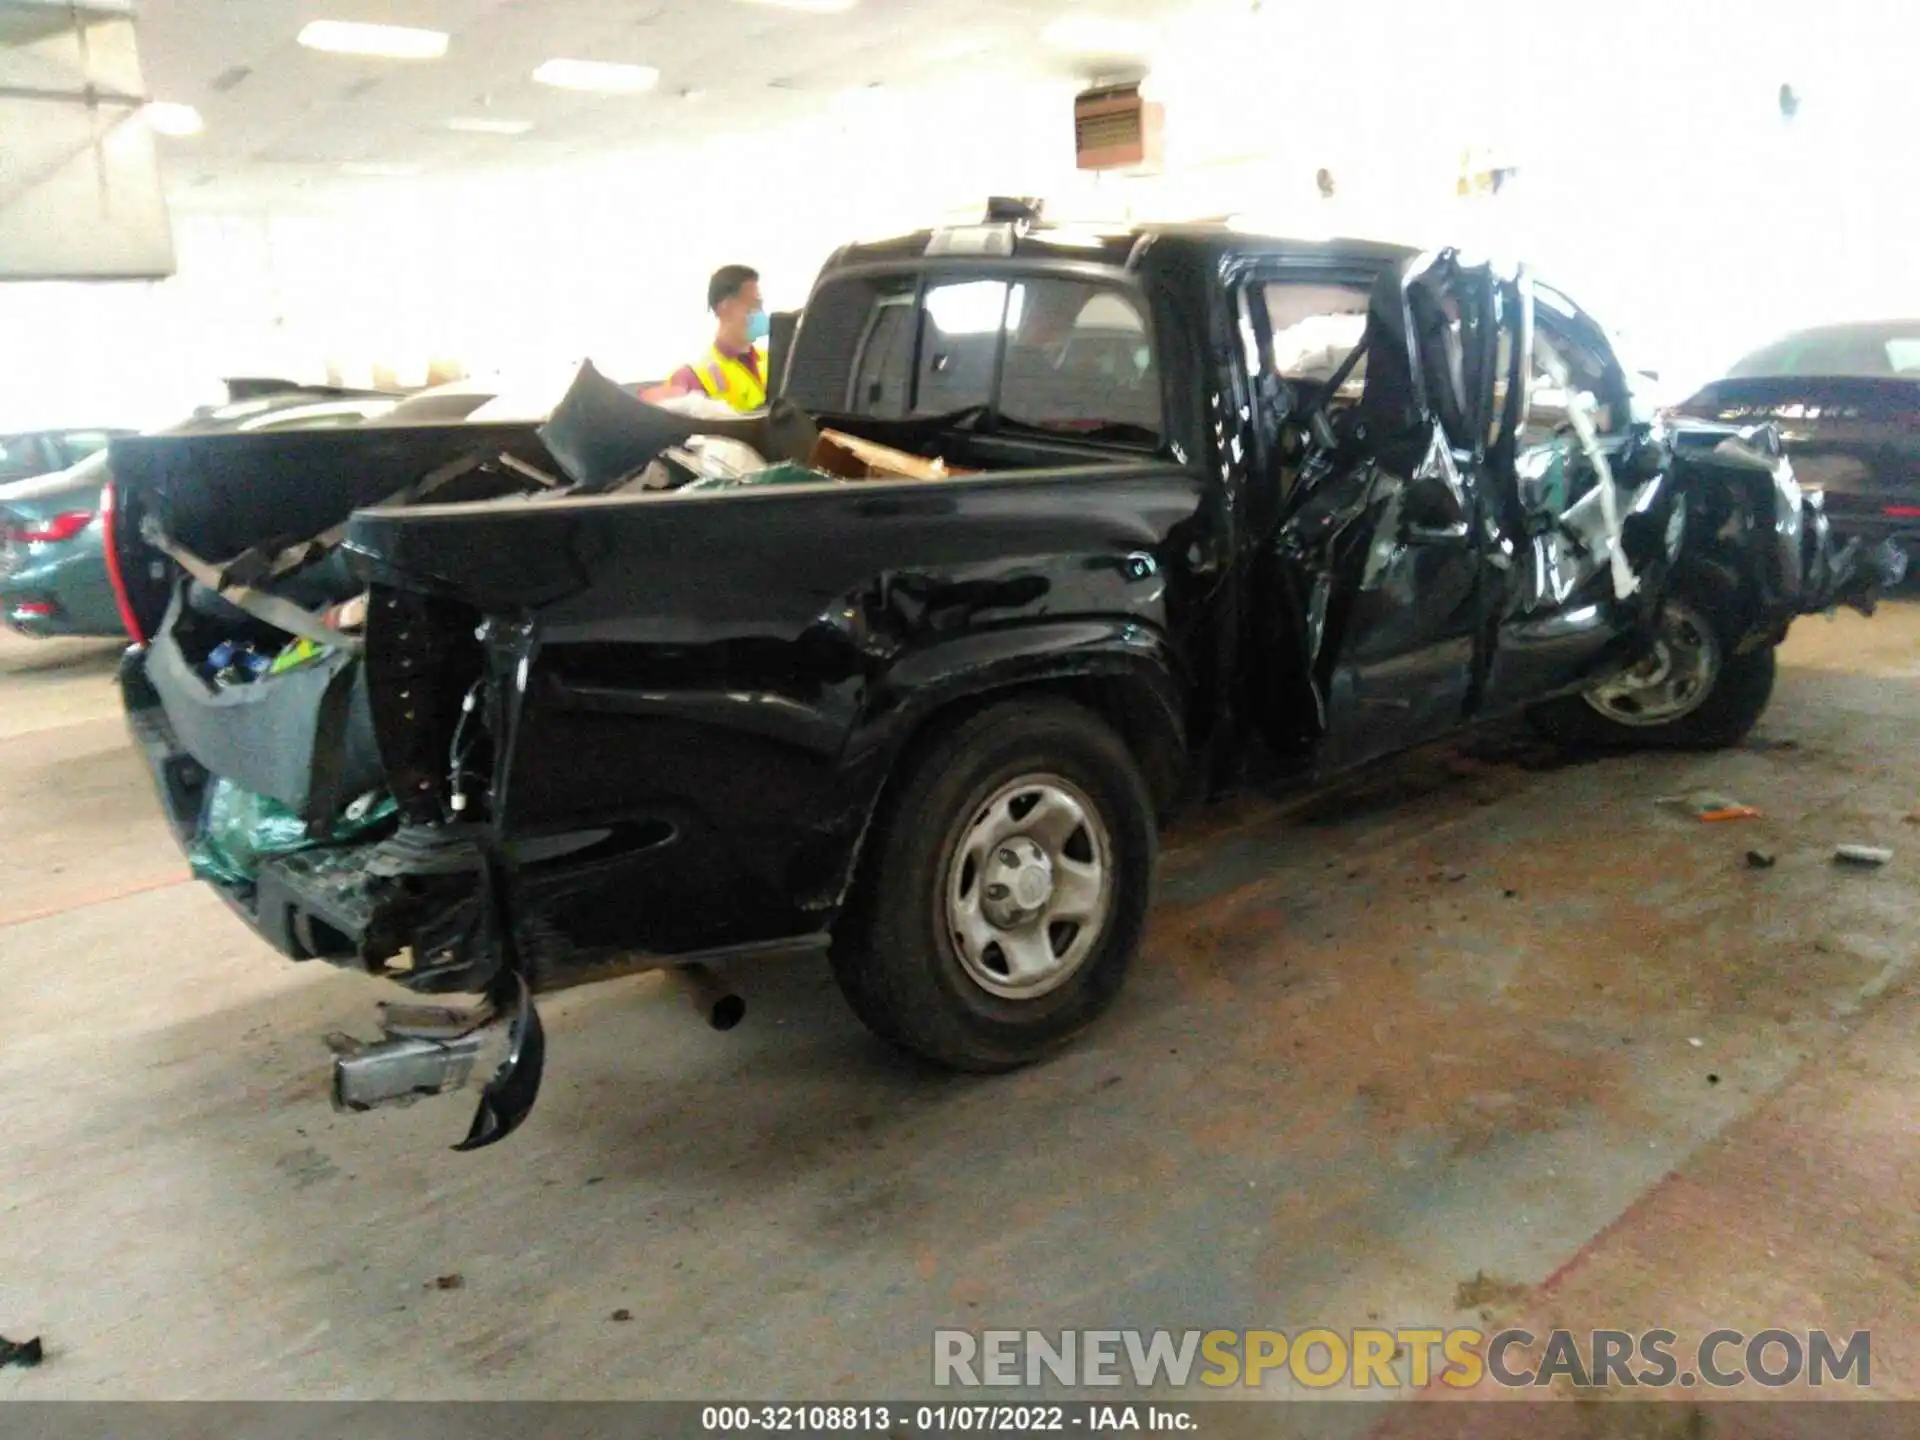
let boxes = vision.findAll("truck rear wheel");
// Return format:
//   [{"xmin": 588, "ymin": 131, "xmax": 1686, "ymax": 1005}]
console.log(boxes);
[
  {"xmin": 1529, "ymin": 589, "xmax": 1776, "ymax": 751},
  {"xmin": 829, "ymin": 697, "xmax": 1156, "ymax": 1071}
]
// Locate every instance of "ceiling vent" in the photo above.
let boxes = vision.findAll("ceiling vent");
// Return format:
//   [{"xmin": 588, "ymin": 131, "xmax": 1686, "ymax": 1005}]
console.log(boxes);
[{"xmin": 1073, "ymin": 83, "xmax": 1163, "ymax": 172}]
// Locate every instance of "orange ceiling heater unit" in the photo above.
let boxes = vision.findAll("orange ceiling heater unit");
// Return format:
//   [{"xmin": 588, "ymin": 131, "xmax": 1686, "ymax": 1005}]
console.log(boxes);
[{"xmin": 1073, "ymin": 82, "xmax": 1164, "ymax": 172}]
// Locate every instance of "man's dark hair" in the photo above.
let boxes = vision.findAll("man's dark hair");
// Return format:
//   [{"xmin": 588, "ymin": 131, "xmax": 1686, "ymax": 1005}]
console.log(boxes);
[{"xmin": 708, "ymin": 265, "xmax": 759, "ymax": 312}]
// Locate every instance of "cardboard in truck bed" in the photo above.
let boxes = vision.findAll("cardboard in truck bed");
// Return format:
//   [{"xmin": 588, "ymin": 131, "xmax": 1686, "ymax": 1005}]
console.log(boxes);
[{"xmin": 810, "ymin": 430, "xmax": 970, "ymax": 482}]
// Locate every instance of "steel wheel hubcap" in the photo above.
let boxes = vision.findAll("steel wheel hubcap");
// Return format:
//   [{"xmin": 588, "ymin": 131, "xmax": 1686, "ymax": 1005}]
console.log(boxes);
[
  {"xmin": 945, "ymin": 775, "xmax": 1113, "ymax": 1001},
  {"xmin": 1584, "ymin": 599, "xmax": 1721, "ymax": 726}
]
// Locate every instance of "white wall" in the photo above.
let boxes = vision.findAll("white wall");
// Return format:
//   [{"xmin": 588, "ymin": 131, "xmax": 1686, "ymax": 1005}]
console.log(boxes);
[{"xmin": 2, "ymin": 0, "xmax": 1915, "ymax": 429}]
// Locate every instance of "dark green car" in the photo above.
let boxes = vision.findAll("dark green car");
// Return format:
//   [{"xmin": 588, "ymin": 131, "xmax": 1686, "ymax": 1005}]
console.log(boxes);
[{"xmin": 2, "ymin": 390, "xmax": 401, "ymax": 638}]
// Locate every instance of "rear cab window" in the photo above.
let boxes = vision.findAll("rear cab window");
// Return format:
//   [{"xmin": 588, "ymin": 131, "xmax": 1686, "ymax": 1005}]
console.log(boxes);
[{"xmin": 787, "ymin": 268, "xmax": 1163, "ymax": 448}]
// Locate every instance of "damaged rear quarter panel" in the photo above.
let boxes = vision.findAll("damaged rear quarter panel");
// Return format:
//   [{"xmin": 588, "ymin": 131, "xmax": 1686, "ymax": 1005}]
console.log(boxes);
[{"xmin": 344, "ymin": 464, "xmax": 1216, "ymax": 961}]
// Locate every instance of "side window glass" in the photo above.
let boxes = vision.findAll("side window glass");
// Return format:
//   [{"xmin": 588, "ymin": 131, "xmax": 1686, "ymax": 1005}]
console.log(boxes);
[
  {"xmin": 1264, "ymin": 281, "xmax": 1371, "ymax": 396},
  {"xmin": 997, "ymin": 280, "xmax": 1160, "ymax": 442}
]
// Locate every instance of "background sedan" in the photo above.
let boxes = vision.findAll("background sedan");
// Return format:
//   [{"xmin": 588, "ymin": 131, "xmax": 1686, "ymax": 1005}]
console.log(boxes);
[{"xmin": 1, "ymin": 387, "xmax": 399, "ymax": 639}]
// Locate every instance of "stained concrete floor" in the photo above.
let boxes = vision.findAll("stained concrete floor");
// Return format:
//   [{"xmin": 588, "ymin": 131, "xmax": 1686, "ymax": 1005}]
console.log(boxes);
[{"xmin": 0, "ymin": 605, "xmax": 1914, "ymax": 1412}]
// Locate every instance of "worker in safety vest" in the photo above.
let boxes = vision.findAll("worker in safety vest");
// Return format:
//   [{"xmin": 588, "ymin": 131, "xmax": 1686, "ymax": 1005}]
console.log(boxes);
[{"xmin": 645, "ymin": 265, "xmax": 769, "ymax": 412}]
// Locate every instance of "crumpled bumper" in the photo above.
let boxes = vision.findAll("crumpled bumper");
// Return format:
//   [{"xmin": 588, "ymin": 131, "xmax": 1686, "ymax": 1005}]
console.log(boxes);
[{"xmin": 1798, "ymin": 491, "xmax": 1909, "ymax": 616}]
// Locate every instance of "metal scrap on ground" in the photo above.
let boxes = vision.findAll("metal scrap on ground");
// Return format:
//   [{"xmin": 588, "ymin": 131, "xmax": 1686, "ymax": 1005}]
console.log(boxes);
[{"xmin": 1834, "ymin": 845, "xmax": 1893, "ymax": 868}]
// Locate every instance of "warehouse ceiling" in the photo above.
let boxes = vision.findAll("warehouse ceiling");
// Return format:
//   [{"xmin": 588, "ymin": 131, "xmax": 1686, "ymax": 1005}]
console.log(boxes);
[{"xmin": 141, "ymin": 0, "xmax": 1193, "ymax": 209}]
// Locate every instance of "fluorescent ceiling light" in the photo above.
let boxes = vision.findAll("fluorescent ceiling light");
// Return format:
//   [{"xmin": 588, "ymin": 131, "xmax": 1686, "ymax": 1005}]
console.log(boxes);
[
  {"xmin": 1041, "ymin": 16, "xmax": 1159, "ymax": 54},
  {"xmin": 734, "ymin": 0, "xmax": 859, "ymax": 12},
  {"xmin": 533, "ymin": 58, "xmax": 660, "ymax": 93},
  {"xmin": 142, "ymin": 102, "xmax": 203, "ymax": 136},
  {"xmin": 298, "ymin": 21, "xmax": 449, "ymax": 60},
  {"xmin": 446, "ymin": 116, "xmax": 534, "ymax": 134}
]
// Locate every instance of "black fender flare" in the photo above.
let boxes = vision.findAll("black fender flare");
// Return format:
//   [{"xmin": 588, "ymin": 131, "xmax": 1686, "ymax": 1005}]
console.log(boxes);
[{"xmin": 794, "ymin": 621, "xmax": 1191, "ymax": 913}]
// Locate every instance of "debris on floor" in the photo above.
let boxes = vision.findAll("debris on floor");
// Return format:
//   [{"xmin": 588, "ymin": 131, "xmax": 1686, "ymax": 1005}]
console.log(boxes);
[
  {"xmin": 1658, "ymin": 791, "xmax": 1761, "ymax": 822},
  {"xmin": 611, "ymin": 1309, "xmax": 634, "ymax": 1323},
  {"xmin": 1688, "ymin": 1037, "xmax": 1705, "ymax": 1048},
  {"xmin": 0, "ymin": 1335, "xmax": 44, "ymax": 1369},
  {"xmin": 1834, "ymin": 845, "xmax": 1893, "ymax": 868},
  {"xmin": 431, "ymin": 1274, "xmax": 464, "ymax": 1291},
  {"xmin": 1453, "ymin": 1271, "xmax": 1531, "ymax": 1311},
  {"xmin": 1746, "ymin": 850, "xmax": 1777, "ymax": 869}
]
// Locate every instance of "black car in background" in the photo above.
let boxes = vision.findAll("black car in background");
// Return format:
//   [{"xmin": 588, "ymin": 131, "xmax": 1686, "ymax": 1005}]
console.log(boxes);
[{"xmin": 1674, "ymin": 320, "xmax": 1920, "ymax": 550}]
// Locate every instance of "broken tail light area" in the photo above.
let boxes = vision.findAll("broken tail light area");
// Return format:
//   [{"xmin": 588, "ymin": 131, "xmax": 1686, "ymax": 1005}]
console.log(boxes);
[
  {"xmin": 2, "ymin": 510, "xmax": 93, "ymax": 544},
  {"xmin": 7, "ymin": 597, "xmax": 56, "ymax": 623},
  {"xmin": 97, "ymin": 478, "xmax": 148, "ymax": 645},
  {"xmin": 1885, "ymin": 505, "xmax": 1920, "ymax": 519}
]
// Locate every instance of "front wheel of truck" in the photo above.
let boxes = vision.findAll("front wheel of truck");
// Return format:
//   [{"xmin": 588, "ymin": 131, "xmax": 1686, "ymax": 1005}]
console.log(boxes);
[
  {"xmin": 830, "ymin": 697, "xmax": 1157, "ymax": 1072},
  {"xmin": 1528, "ymin": 589, "xmax": 1777, "ymax": 751}
]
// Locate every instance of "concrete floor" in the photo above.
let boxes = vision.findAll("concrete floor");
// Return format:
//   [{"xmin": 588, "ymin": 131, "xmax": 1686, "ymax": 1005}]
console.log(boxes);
[{"xmin": 0, "ymin": 605, "xmax": 1914, "ymax": 1409}]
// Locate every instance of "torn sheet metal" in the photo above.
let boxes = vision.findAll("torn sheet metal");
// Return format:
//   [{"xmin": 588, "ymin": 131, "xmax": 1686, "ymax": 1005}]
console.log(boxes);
[{"xmin": 1536, "ymin": 344, "xmax": 1636, "ymax": 602}]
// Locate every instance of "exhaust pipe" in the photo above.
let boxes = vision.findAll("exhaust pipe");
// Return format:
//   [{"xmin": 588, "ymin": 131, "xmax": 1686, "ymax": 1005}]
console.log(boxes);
[{"xmin": 669, "ymin": 962, "xmax": 745, "ymax": 1031}]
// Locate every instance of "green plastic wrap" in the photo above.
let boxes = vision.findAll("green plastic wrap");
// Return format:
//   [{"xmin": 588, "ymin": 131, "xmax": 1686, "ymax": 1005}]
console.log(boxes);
[
  {"xmin": 680, "ymin": 462, "xmax": 836, "ymax": 494},
  {"xmin": 188, "ymin": 779, "xmax": 398, "ymax": 887}
]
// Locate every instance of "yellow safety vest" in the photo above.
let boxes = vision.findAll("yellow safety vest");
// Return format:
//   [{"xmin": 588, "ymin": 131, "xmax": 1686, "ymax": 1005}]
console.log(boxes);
[{"xmin": 692, "ymin": 346, "xmax": 767, "ymax": 412}]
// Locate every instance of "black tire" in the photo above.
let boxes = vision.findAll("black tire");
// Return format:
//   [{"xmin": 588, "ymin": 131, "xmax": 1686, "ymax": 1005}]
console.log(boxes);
[
  {"xmin": 828, "ymin": 697, "xmax": 1157, "ymax": 1071},
  {"xmin": 1528, "ymin": 586, "xmax": 1777, "ymax": 751}
]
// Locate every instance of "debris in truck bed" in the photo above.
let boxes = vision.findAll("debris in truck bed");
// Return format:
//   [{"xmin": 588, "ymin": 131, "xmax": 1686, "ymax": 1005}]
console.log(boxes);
[
  {"xmin": 681, "ymin": 461, "xmax": 839, "ymax": 493},
  {"xmin": 810, "ymin": 429, "xmax": 968, "ymax": 482},
  {"xmin": 322, "ymin": 593, "xmax": 369, "ymax": 632},
  {"xmin": 0, "ymin": 1334, "xmax": 44, "ymax": 1369},
  {"xmin": 268, "ymin": 635, "xmax": 330, "ymax": 675},
  {"xmin": 203, "ymin": 639, "xmax": 273, "ymax": 687},
  {"xmin": 189, "ymin": 778, "xmax": 398, "ymax": 888},
  {"xmin": 1834, "ymin": 844, "xmax": 1892, "ymax": 868}
]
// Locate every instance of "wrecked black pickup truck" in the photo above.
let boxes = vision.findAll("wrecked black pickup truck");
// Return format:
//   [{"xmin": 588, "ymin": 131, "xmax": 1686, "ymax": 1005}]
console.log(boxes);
[{"xmin": 107, "ymin": 218, "xmax": 1905, "ymax": 1152}]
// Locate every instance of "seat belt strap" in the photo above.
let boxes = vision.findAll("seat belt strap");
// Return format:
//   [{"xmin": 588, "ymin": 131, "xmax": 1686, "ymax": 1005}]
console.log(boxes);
[
  {"xmin": 139, "ymin": 515, "xmax": 363, "ymax": 654},
  {"xmin": 227, "ymin": 449, "xmax": 491, "ymax": 589}
]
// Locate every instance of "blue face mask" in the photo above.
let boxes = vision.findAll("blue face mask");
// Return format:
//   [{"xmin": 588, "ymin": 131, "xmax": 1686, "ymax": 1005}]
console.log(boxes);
[{"xmin": 745, "ymin": 309, "xmax": 770, "ymax": 345}]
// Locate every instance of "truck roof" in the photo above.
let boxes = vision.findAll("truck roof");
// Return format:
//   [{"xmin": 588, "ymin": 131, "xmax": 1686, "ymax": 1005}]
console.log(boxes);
[{"xmin": 819, "ymin": 221, "xmax": 1420, "ymax": 278}]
